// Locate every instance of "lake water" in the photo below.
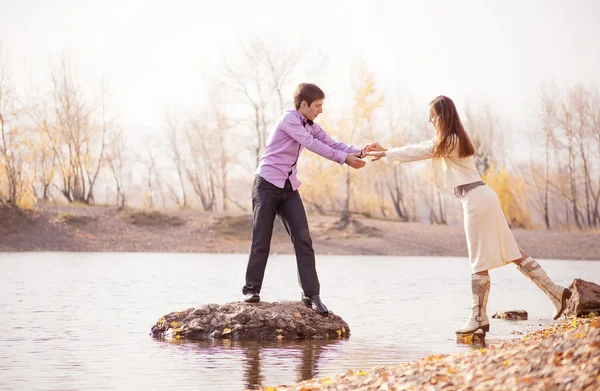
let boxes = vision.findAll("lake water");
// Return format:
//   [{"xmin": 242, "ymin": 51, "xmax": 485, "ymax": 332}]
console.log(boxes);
[{"xmin": 1, "ymin": 253, "xmax": 598, "ymax": 391}]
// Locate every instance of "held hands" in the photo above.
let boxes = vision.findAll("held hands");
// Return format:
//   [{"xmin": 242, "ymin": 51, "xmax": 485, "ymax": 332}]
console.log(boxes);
[
  {"xmin": 345, "ymin": 142, "xmax": 388, "ymax": 168},
  {"xmin": 362, "ymin": 142, "xmax": 388, "ymax": 162}
]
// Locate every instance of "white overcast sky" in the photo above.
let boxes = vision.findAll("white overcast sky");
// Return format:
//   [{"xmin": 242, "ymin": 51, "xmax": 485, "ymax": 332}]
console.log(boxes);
[{"xmin": 1, "ymin": 0, "xmax": 599, "ymax": 142}]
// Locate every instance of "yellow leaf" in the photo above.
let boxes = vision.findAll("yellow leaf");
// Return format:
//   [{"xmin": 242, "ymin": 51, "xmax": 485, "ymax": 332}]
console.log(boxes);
[
  {"xmin": 175, "ymin": 335, "xmax": 181, "ymax": 339},
  {"xmin": 503, "ymin": 360, "xmax": 511, "ymax": 366},
  {"xmin": 342, "ymin": 327, "xmax": 346, "ymax": 333},
  {"xmin": 322, "ymin": 377, "xmax": 333, "ymax": 385},
  {"xmin": 264, "ymin": 387, "xmax": 277, "ymax": 391},
  {"xmin": 276, "ymin": 329, "xmax": 283, "ymax": 332},
  {"xmin": 356, "ymin": 370, "xmax": 367, "ymax": 376},
  {"xmin": 173, "ymin": 327, "xmax": 182, "ymax": 333},
  {"xmin": 336, "ymin": 330, "xmax": 342, "ymax": 337},
  {"xmin": 171, "ymin": 321, "xmax": 180, "ymax": 328},
  {"xmin": 448, "ymin": 368, "xmax": 456, "ymax": 374},
  {"xmin": 158, "ymin": 317, "xmax": 165, "ymax": 323},
  {"xmin": 222, "ymin": 327, "xmax": 232, "ymax": 335},
  {"xmin": 480, "ymin": 348, "xmax": 487, "ymax": 354}
]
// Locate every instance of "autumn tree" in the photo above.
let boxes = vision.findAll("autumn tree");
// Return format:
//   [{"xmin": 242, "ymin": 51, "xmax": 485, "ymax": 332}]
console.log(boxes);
[
  {"xmin": 0, "ymin": 47, "xmax": 36, "ymax": 208},
  {"xmin": 338, "ymin": 64, "xmax": 384, "ymax": 225},
  {"xmin": 27, "ymin": 55, "xmax": 107, "ymax": 204},
  {"xmin": 482, "ymin": 165, "xmax": 531, "ymax": 228}
]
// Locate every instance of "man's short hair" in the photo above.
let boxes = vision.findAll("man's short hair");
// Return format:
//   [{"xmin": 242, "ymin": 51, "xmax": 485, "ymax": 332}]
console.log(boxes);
[{"xmin": 293, "ymin": 83, "xmax": 325, "ymax": 109}]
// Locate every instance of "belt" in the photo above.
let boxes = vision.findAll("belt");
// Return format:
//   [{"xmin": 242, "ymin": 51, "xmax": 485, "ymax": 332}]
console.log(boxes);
[{"xmin": 454, "ymin": 181, "xmax": 485, "ymax": 199}]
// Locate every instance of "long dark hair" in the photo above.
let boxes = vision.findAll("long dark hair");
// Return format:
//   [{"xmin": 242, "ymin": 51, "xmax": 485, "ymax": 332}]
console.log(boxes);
[{"xmin": 429, "ymin": 95, "xmax": 475, "ymax": 158}]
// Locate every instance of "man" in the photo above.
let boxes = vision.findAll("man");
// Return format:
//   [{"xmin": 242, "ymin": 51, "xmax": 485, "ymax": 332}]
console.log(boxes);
[{"xmin": 242, "ymin": 82, "xmax": 375, "ymax": 315}]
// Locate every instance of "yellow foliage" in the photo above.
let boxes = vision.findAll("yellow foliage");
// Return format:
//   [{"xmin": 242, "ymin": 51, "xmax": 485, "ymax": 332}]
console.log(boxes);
[
  {"xmin": 321, "ymin": 377, "xmax": 333, "ymax": 385},
  {"xmin": 482, "ymin": 164, "xmax": 531, "ymax": 228},
  {"xmin": 299, "ymin": 65, "xmax": 385, "ymax": 217}
]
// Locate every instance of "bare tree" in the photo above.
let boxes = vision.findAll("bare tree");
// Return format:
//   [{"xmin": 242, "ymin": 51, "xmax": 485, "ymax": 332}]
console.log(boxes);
[
  {"xmin": 0, "ymin": 48, "xmax": 20, "ymax": 205},
  {"xmin": 105, "ymin": 128, "xmax": 127, "ymax": 207},
  {"xmin": 166, "ymin": 113, "xmax": 188, "ymax": 208},
  {"xmin": 222, "ymin": 38, "xmax": 305, "ymax": 169},
  {"xmin": 464, "ymin": 102, "xmax": 504, "ymax": 174},
  {"xmin": 28, "ymin": 54, "xmax": 107, "ymax": 204},
  {"xmin": 536, "ymin": 83, "xmax": 560, "ymax": 228}
]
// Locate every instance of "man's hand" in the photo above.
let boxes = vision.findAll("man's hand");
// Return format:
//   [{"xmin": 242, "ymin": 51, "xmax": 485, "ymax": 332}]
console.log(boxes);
[{"xmin": 345, "ymin": 153, "xmax": 366, "ymax": 169}]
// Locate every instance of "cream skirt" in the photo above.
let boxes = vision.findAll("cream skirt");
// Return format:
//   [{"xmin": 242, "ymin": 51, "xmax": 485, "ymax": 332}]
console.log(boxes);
[{"xmin": 459, "ymin": 185, "xmax": 522, "ymax": 273}]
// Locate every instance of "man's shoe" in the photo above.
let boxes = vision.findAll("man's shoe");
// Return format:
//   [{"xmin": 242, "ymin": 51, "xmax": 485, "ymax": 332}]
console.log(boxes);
[
  {"xmin": 301, "ymin": 294, "xmax": 330, "ymax": 315},
  {"xmin": 244, "ymin": 293, "xmax": 260, "ymax": 303}
]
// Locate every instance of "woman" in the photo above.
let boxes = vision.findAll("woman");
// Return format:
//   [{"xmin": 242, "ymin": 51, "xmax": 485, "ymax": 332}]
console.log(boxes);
[{"xmin": 367, "ymin": 95, "xmax": 571, "ymax": 335}]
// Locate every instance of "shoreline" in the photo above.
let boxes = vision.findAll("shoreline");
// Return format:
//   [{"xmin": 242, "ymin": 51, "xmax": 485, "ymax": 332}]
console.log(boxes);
[
  {"xmin": 1, "ymin": 205, "xmax": 599, "ymax": 261},
  {"xmin": 251, "ymin": 316, "xmax": 600, "ymax": 391}
]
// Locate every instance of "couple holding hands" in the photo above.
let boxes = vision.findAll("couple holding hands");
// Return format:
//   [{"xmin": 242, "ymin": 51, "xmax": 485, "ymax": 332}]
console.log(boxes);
[{"xmin": 242, "ymin": 83, "xmax": 570, "ymax": 336}]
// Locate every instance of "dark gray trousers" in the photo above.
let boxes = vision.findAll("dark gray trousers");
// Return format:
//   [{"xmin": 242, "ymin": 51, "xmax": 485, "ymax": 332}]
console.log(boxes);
[{"xmin": 242, "ymin": 175, "xmax": 320, "ymax": 296}]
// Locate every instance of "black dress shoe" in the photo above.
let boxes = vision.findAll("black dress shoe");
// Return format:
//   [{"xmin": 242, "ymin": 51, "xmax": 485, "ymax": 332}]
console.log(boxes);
[
  {"xmin": 244, "ymin": 293, "xmax": 260, "ymax": 303},
  {"xmin": 301, "ymin": 294, "xmax": 330, "ymax": 315}
]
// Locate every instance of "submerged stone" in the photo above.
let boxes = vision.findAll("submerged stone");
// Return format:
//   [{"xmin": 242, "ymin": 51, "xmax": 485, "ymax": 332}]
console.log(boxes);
[
  {"xmin": 150, "ymin": 301, "xmax": 350, "ymax": 341},
  {"xmin": 492, "ymin": 310, "xmax": 528, "ymax": 320}
]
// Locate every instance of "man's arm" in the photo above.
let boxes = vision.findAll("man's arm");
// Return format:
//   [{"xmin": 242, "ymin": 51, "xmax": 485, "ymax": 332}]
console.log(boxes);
[
  {"xmin": 312, "ymin": 124, "xmax": 361, "ymax": 155},
  {"xmin": 281, "ymin": 115, "xmax": 353, "ymax": 165}
]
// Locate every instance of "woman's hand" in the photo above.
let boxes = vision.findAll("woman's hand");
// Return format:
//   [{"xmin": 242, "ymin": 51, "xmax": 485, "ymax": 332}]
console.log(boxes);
[
  {"xmin": 363, "ymin": 142, "xmax": 387, "ymax": 154},
  {"xmin": 366, "ymin": 151, "xmax": 387, "ymax": 161}
]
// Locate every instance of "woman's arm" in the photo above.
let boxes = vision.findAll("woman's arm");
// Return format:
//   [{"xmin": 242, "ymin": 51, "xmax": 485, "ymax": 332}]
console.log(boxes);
[{"xmin": 368, "ymin": 138, "xmax": 435, "ymax": 163}]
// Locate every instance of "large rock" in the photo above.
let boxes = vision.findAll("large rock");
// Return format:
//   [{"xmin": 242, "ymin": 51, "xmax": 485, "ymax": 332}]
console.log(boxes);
[
  {"xmin": 565, "ymin": 279, "xmax": 600, "ymax": 317},
  {"xmin": 150, "ymin": 301, "xmax": 350, "ymax": 341}
]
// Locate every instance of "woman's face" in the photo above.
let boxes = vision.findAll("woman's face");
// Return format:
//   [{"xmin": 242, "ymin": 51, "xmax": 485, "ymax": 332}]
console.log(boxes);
[{"xmin": 428, "ymin": 105, "xmax": 439, "ymax": 129}]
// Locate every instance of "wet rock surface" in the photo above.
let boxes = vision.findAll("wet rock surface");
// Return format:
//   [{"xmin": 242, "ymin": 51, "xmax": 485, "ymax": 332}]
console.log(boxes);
[
  {"xmin": 565, "ymin": 278, "xmax": 600, "ymax": 317},
  {"xmin": 151, "ymin": 301, "xmax": 350, "ymax": 341},
  {"xmin": 492, "ymin": 310, "xmax": 528, "ymax": 320}
]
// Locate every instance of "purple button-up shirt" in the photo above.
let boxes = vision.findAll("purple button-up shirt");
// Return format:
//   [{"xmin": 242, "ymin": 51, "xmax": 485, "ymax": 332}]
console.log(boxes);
[{"xmin": 256, "ymin": 110, "xmax": 361, "ymax": 190}]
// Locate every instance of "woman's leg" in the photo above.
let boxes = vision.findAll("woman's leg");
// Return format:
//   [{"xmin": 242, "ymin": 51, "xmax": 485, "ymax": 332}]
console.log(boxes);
[
  {"xmin": 512, "ymin": 247, "xmax": 571, "ymax": 319},
  {"xmin": 456, "ymin": 270, "xmax": 491, "ymax": 335}
]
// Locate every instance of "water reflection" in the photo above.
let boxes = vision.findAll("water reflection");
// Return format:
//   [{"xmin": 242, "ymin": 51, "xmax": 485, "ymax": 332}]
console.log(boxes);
[{"xmin": 173, "ymin": 339, "xmax": 341, "ymax": 390}]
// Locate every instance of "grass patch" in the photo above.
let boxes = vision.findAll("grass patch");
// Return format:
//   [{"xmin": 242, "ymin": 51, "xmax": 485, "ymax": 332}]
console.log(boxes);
[
  {"xmin": 60, "ymin": 214, "xmax": 96, "ymax": 228},
  {"xmin": 121, "ymin": 209, "xmax": 186, "ymax": 227}
]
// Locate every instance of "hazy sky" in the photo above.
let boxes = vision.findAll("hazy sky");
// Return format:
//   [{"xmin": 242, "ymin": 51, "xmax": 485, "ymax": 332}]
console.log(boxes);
[{"xmin": 1, "ymin": 0, "xmax": 599, "ymax": 139}]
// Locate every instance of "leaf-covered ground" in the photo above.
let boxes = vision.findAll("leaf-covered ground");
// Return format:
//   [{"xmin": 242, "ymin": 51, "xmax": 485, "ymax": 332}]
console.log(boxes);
[{"xmin": 253, "ymin": 316, "xmax": 600, "ymax": 391}]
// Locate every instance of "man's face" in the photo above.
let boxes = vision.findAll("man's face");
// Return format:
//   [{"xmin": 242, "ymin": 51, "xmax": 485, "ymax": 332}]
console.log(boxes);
[{"xmin": 301, "ymin": 99, "xmax": 324, "ymax": 121}]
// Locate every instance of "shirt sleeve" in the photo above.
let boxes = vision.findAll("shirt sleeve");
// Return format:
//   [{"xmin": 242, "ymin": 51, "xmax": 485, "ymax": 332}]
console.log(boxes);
[
  {"xmin": 385, "ymin": 138, "xmax": 436, "ymax": 163},
  {"xmin": 312, "ymin": 123, "xmax": 361, "ymax": 154},
  {"xmin": 281, "ymin": 115, "xmax": 349, "ymax": 165}
]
